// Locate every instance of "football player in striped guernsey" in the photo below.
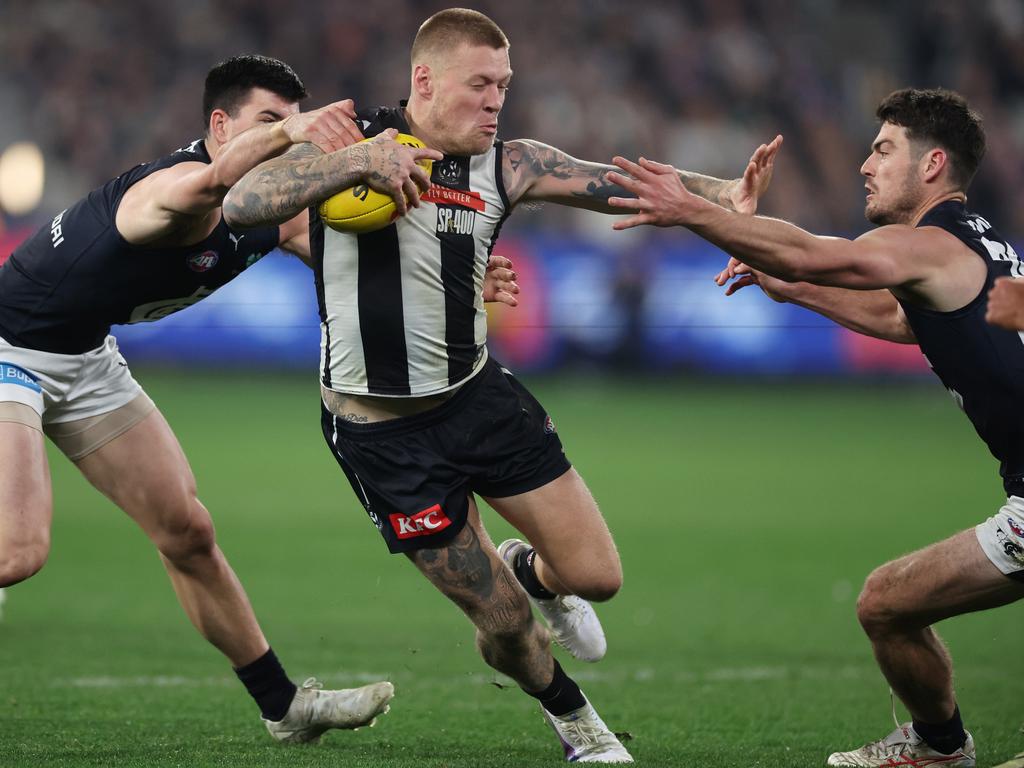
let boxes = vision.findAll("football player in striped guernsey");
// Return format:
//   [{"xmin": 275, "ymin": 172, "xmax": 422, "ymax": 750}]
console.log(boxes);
[
  {"xmin": 224, "ymin": 9, "xmax": 777, "ymax": 762},
  {"xmin": 0, "ymin": 54, "xmax": 524, "ymax": 744}
]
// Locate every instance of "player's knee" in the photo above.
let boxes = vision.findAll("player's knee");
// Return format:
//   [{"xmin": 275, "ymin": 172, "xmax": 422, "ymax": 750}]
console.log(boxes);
[
  {"xmin": 561, "ymin": 563, "xmax": 623, "ymax": 603},
  {"xmin": 153, "ymin": 496, "xmax": 217, "ymax": 565},
  {"xmin": 856, "ymin": 565, "xmax": 903, "ymax": 636},
  {"xmin": 0, "ymin": 537, "xmax": 50, "ymax": 586}
]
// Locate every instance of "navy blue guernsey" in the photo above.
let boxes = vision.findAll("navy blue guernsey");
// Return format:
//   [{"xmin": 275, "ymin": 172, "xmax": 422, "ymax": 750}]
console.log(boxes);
[
  {"xmin": 0, "ymin": 139, "xmax": 280, "ymax": 354},
  {"xmin": 899, "ymin": 200, "xmax": 1024, "ymax": 496}
]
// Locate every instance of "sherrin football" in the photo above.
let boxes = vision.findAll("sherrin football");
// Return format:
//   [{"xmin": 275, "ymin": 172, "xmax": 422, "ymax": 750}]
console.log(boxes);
[{"xmin": 318, "ymin": 133, "xmax": 432, "ymax": 234}]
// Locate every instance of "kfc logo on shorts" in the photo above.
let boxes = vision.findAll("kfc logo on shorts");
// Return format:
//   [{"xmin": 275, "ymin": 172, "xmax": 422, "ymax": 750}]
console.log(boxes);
[
  {"xmin": 1007, "ymin": 517, "xmax": 1024, "ymax": 539},
  {"xmin": 390, "ymin": 504, "xmax": 452, "ymax": 539},
  {"xmin": 188, "ymin": 250, "xmax": 219, "ymax": 272}
]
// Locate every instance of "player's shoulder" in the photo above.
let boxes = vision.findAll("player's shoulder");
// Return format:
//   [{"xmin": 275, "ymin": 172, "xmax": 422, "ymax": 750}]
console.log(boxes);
[{"xmin": 355, "ymin": 104, "xmax": 410, "ymax": 138}]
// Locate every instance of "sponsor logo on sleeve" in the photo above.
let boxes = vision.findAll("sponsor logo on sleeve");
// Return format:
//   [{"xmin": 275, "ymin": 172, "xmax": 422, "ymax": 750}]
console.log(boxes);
[{"xmin": 389, "ymin": 504, "xmax": 452, "ymax": 540}]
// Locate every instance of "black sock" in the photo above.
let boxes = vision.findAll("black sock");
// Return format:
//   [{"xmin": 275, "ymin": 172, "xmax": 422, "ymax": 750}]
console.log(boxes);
[
  {"xmin": 523, "ymin": 660, "xmax": 587, "ymax": 716},
  {"xmin": 513, "ymin": 548, "xmax": 557, "ymax": 600},
  {"xmin": 913, "ymin": 706, "xmax": 967, "ymax": 755},
  {"xmin": 234, "ymin": 648, "xmax": 298, "ymax": 722}
]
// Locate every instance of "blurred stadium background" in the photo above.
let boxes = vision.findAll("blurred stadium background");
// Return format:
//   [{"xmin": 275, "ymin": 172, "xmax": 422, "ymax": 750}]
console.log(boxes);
[{"xmin": 1, "ymin": 2, "xmax": 1022, "ymax": 767}]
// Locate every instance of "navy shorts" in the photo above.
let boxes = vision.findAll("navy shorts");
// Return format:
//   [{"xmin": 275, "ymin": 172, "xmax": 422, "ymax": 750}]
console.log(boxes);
[{"xmin": 321, "ymin": 358, "xmax": 572, "ymax": 554}]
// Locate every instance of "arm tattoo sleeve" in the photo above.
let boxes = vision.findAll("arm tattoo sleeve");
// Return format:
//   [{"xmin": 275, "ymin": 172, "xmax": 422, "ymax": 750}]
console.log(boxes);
[
  {"xmin": 222, "ymin": 142, "xmax": 369, "ymax": 227},
  {"xmin": 505, "ymin": 139, "xmax": 738, "ymax": 212}
]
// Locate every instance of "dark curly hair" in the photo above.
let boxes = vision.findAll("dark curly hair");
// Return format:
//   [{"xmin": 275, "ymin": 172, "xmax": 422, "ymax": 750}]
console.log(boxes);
[
  {"xmin": 202, "ymin": 55, "xmax": 308, "ymax": 130},
  {"xmin": 876, "ymin": 88, "xmax": 985, "ymax": 190}
]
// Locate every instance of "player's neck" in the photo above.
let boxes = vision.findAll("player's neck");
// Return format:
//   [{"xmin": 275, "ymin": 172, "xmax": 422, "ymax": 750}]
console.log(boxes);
[
  {"xmin": 908, "ymin": 190, "xmax": 967, "ymax": 227},
  {"xmin": 403, "ymin": 100, "xmax": 442, "ymax": 153}
]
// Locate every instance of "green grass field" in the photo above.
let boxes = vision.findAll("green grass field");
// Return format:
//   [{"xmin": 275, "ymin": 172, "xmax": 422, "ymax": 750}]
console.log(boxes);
[{"xmin": 0, "ymin": 371, "xmax": 1020, "ymax": 767}]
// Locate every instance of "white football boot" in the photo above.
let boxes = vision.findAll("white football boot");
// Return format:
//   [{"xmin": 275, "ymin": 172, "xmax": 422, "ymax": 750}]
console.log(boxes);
[
  {"xmin": 542, "ymin": 698, "xmax": 633, "ymax": 763},
  {"xmin": 991, "ymin": 751, "xmax": 1024, "ymax": 768},
  {"xmin": 827, "ymin": 723, "xmax": 975, "ymax": 767},
  {"xmin": 497, "ymin": 539, "xmax": 607, "ymax": 662},
  {"xmin": 263, "ymin": 677, "xmax": 394, "ymax": 743}
]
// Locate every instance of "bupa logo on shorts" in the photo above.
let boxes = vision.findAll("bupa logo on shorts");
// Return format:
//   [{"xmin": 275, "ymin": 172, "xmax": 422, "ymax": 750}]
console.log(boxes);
[
  {"xmin": 544, "ymin": 415, "xmax": 556, "ymax": 434},
  {"xmin": 0, "ymin": 364, "xmax": 42, "ymax": 393},
  {"xmin": 389, "ymin": 504, "xmax": 452, "ymax": 540},
  {"xmin": 188, "ymin": 250, "xmax": 219, "ymax": 272},
  {"xmin": 1007, "ymin": 517, "xmax": 1024, "ymax": 539}
]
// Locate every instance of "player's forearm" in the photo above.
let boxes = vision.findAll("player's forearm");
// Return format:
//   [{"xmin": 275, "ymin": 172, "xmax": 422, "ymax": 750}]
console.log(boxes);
[
  {"xmin": 691, "ymin": 203, "xmax": 847, "ymax": 283},
  {"xmin": 223, "ymin": 143, "xmax": 368, "ymax": 228},
  {"xmin": 782, "ymin": 283, "xmax": 916, "ymax": 343},
  {"xmin": 209, "ymin": 122, "xmax": 295, "ymax": 193},
  {"xmin": 508, "ymin": 140, "xmax": 740, "ymax": 212}
]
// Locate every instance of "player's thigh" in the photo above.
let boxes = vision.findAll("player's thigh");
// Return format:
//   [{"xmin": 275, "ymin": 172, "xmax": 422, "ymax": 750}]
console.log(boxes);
[
  {"xmin": 406, "ymin": 496, "xmax": 528, "ymax": 629},
  {"xmin": 860, "ymin": 527, "xmax": 1024, "ymax": 627},
  {"xmin": 0, "ymin": 411, "xmax": 53, "ymax": 552},
  {"xmin": 73, "ymin": 404, "xmax": 202, "ymax": 539},
  {"xmin": 483, "ymin": 467, "xmax": 621, "ymax": 586}
]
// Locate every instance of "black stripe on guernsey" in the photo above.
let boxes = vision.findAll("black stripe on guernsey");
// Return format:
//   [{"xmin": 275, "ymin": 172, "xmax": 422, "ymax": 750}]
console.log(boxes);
[
  {"xmin": 358, "ymin": 225, "xmax": 411, "ymax": 395},
  {"xmin": 309, "ymin": 210, "xmax": 331, "ymax": 387},
  {"xmin": 434, "ymin": 156, "xmax": 478, "ymax": 386},
  {"xmin": 488, "ymin": 140, "xmax": 512, "ymax": 256}
]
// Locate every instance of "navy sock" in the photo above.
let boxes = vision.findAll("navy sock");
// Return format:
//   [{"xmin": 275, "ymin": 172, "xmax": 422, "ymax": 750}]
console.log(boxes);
[
  {"xmin": 513, "ymin": 548, "xmax": 557, "ymax": 600},
  {"xmin": 914, "ymin": 706, "xmax": 967, "ymax": 755},
  {"xmin": 523, "ymin": 660, "xmax": 587, "ymax": 716},
  {"xmin": 234, "ymin": 648, "xmax": 298, "ymax": 722}
]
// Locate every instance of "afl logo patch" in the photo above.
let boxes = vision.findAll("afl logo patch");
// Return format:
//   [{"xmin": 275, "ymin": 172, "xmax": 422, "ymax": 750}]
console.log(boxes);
[{"xmin": 188, "ymin": 250, "xmax": 219, "ymax": 272}]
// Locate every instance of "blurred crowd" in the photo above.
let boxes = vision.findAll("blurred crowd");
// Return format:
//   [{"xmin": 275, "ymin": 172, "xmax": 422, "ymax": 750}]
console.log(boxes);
[{"xmin": 2, "ymin": 0, "xmax": 1023, "ymax": 236}]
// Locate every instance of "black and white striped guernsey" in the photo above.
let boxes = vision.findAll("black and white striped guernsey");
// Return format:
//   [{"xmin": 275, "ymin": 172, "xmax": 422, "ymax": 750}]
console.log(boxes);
[{"xmin": 312, "ymin": 104, "xmax": 511, "ymax": 396}]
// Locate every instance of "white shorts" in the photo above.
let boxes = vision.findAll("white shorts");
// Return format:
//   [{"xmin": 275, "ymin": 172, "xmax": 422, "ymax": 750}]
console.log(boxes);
[
  {"xmin": 976, "ymin": 496, "xmax": 1024, "ymax": 581},
  {"xmin": 0, "ymin": 335, "xmax": 154, "ymax": 459}
]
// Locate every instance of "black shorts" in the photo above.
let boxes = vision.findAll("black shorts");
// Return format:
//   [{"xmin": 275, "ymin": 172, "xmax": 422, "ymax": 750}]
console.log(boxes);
[{"xmin": 321, "ymin": 357, "xmax": 572, "ymax": 554}]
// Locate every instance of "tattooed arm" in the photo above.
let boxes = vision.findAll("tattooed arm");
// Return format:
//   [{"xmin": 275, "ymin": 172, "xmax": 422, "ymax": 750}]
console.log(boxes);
[
  {"xmin": 503, "ymin": 138, "xmax": 770, "ymax": 214},
  {"xmin": 223, "ymin": 131, "xmax": 442, "ymax": 229}
]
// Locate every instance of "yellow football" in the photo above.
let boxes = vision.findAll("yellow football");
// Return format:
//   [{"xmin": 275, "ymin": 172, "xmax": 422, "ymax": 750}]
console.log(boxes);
[{"xmin": 318, "ymin": 133, "xmax": 432, "ymax": 234}]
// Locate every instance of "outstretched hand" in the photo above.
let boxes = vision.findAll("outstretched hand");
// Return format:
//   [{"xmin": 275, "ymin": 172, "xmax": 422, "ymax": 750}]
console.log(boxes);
[
  {"xmin": 281, "ymin": 99, "xmax": 365, "ymax": 154},
  {"xmin": 360, "ymin": 129, "xmax": 444, "ymax": 217},
  {"xmin": 714, "ymin": 257, "xmax": 791, "ymax": 302},
  {"xmin": 606, "ymin": 156, "xmax": 699, "ymax": 230},
  {"xmin": 728, "ymin": 135, "xmax": 783, "ymax": 215},
  {"xmin": 483, "ymin": 255, "xmax": 520, "ymax": 307}
]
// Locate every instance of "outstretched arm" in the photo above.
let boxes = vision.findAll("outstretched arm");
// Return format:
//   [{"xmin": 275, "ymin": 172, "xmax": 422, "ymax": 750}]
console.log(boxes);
[
  {"xmin": 117, "ymin": 100, "xmax": 362, "ymax": 243},
  {"xmin": 717, "ymin": 259, "xmax": 916, "ymax": 343},
  {"xmin": 503, "ymin": 136, "xmax": 781, "ymax": 215},
  {"xmin": 223, "ymin": 130, "xmax": 443, "ymax": 229},
  {"xmin": 606, "ymin": 155, "xmax": 945, "ymax": 290}
]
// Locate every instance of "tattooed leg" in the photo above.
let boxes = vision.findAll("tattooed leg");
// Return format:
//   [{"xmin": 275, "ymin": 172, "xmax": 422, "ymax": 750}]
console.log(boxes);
[{"xmin": 407, "ymin": 496, "xmax": 553, "ymax": 691}]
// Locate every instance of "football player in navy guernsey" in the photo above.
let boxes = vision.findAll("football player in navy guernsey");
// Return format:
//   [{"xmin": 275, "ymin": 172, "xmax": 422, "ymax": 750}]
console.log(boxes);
[
  {"xmin": 223, "ymin": 8, "xmax": 778, "ymax": 763},
  {"xmin": 609, "ymin": 88, "xmax": 1024, "ymax": 767},
  {"xmin": 0, "ymin": 54, "xmax": 455, "ymax": 742}
]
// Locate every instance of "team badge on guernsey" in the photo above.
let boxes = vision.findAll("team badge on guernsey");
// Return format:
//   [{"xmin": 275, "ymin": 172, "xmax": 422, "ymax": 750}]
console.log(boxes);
[{"xmin": 188, "ymin": 250, "xmax": 219, "ymax": 272}]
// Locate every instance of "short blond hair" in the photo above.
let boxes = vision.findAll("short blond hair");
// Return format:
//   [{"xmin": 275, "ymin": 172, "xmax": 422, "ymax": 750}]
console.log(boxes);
[{"xmin": 411, "ymin": 8, "xmax": 509, "ymax": 65}]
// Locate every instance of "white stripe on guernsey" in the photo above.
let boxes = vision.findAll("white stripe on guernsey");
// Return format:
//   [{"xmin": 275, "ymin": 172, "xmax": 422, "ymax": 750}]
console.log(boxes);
[
  {"xmin": 321, "ymin": 226, "xmax": 368, "ymax": 392},
  {"xmin": 397, "ymin": 214, "xmax": 451, "ymax": 393}
]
